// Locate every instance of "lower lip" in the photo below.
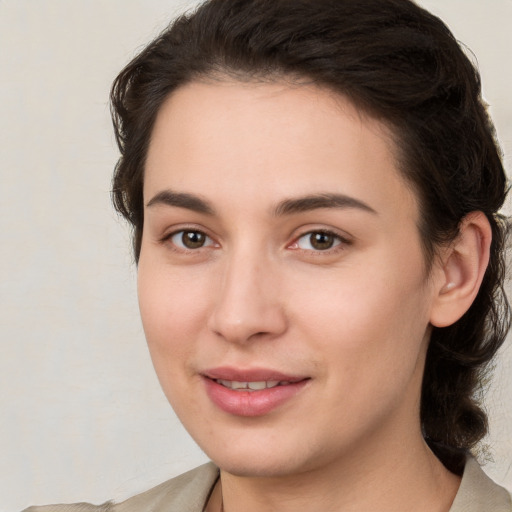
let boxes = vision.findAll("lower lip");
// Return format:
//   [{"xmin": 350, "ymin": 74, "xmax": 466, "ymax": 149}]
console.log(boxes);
[{"xmin": 203, "ymin": 378, "xmax": 309, "ymax": 417}]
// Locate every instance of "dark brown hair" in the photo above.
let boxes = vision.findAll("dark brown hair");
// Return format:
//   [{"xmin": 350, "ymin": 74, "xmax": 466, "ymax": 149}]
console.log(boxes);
[{"xmin": 110, "ymin": 0, "xmax": 510, "ymax": 473}]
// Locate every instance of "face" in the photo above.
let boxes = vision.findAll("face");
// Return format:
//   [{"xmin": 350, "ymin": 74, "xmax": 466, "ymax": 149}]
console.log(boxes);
[{"xmin": 138, "ymin": 80, "xmax": 440, "ymax": 478}]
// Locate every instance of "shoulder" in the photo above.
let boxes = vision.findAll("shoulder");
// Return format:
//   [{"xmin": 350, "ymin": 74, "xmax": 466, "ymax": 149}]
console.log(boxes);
[
  {"xmin": 450, "ymin": 457, "xmax": 512, "ymax": 512},
  {"xmin": 113, "ymin": 462, "xmax": 219, "ymax": 512},
  {"xmin": 23, "ymin": 505, "xmax": 111, "ymax": 512},
  {"xmin": 22, "ymin": 462, "xmax": 220, "ymax": 512}
]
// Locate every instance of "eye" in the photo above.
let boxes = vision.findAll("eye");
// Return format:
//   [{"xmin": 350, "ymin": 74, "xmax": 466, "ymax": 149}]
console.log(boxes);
[
  {"xmin": 295, "ymin": 231, "xmax": 343, "ymax": 251},
  {"xmin": 169, "ymin": 230, "xmax": 216, "ymax": 250}
]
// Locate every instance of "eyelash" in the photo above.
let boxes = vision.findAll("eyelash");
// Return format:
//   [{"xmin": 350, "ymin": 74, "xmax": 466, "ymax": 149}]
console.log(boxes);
[{"xmin": 160, "ymin": 228, "xmax": 351, "ymax": 255}]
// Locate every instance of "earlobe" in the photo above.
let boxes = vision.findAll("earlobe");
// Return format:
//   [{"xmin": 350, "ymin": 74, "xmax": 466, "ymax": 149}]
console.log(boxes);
[{"xmin": 430, "ymin": 211, "xmax": 491, "ymax": 328}]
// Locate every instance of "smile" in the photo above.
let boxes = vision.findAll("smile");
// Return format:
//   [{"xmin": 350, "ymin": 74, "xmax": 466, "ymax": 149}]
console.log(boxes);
[{"xmin": 202, "ymin": 369, "xmax": 310, "ymax": 416}]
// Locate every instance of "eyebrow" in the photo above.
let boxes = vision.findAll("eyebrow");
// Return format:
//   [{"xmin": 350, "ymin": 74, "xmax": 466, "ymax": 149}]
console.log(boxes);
[
  {"xmin": 273, "ymin": 193, "xmax": 377, "ymax": 216},
  {"xmin": 146, "ymin": 190, "xmax": 215, "ymax": 215},
  {"xmin": 146, "ymin": 189, "xmax": 376, "ymax": 216}
]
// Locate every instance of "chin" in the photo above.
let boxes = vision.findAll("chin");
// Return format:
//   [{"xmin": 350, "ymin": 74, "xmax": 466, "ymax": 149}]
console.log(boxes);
[
  {"xmin": 211, "ymin": 454, "xmax": 306, "ymax": 478},
  {"xmin": 198, "ymin": 434, "xmax": 331, "ymax": 479}
]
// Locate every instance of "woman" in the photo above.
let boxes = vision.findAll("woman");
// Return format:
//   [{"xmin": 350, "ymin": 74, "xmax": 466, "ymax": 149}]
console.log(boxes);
[{"xmin": 26, "ymin": 0, "xmax": 511, "ymax": 510}]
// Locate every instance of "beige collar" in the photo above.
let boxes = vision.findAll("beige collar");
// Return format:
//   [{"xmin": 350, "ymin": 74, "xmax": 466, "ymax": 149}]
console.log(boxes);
[{"xmin": 449, "ymin": 457, "xmax": 511, "ymax": 512}]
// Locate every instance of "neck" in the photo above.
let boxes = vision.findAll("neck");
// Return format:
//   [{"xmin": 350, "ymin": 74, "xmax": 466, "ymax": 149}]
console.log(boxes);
[{"xmin": 214, "ymin": 426, "xmax": 461, "ymax": 512}]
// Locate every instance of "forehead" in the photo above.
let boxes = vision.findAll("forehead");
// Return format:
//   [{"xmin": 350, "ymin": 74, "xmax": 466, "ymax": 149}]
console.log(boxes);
[{"xmin": 144, "ymin": 79, "xmax": 417, "ymax": 220}]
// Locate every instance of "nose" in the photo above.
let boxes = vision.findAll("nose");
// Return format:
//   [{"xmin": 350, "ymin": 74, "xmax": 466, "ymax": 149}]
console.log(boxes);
[{"xmin": 207, "ymin": 251, "xmax": 288, "ymax": 344}]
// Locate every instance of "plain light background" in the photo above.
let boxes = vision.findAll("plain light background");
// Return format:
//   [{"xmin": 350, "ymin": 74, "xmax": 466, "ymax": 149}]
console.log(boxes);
[{"xmin": 1, "ymin": 1, "xmax": 511, "ymax": 510}]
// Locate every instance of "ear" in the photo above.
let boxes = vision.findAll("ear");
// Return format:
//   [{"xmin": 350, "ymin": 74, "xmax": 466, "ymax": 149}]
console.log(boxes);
[{"xmin": 429, "ymin": 211, "xmax": 491, "ymax": 328}]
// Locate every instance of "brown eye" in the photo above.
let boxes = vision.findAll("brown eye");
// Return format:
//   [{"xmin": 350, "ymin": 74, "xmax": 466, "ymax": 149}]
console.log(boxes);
[
  {"xmin": 170, "ymin": 230, "xmax": 213, "ymax": 249},
  {"xmin": 182, "ymin": 231, "xmax": 205, "ymax": 248},
  {"xmin": 310, "ymin": 232, "xmax": 335, "ymax": 250},
  {"xmin": 296, "ymin": 231, "xmax": 342, "ymax": 251}
]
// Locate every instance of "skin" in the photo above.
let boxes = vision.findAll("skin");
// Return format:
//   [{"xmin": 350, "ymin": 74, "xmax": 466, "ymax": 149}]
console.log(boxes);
[{"xmin": 138, "ymin": 80, "xmax": 465, "ymax": 511}]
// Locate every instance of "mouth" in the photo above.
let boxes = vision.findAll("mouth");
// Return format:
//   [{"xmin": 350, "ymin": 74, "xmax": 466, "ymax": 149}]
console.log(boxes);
[
  {"xmin": 213, "ymin": 379, "xmax": 303, "ymax": 391},
  {"xmin": 201, "ymin": 368, "xmax": 310, "ymax": 416},
  {"xmin": 202, "ymin": 367, "xmax": 309, "ymax": 389}
]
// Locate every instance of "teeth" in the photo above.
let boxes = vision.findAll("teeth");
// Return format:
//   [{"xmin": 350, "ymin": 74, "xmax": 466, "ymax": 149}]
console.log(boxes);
[
  {"xmin": 247, "ymin": 381, "xmax": 266, "ymax": 390},
  {"xmin": 217, "ymin": 380, "xmax": 282, "ymax": 391}
]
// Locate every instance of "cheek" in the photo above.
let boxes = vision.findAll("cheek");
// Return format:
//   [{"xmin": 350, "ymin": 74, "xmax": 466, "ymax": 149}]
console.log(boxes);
[
  {"xmin": 293, "ymin": 278, "xmax": 431, "ymax": 438},
  {"xmin": 137, "ymin": 257, "xmax": 212, "ymax": 372},
  {"xmin": 137, "ymin": 261, "xmax": 214, "ymax": 418},
  {"xmin": 290, "ymin": 252, "xmax": 432, "ymax": 385}
]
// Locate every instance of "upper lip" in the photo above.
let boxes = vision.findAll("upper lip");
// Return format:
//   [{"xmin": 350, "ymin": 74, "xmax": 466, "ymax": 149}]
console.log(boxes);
[{"xmin": 201, "ymin": 366, "xmax": 308, "ymax": 383}]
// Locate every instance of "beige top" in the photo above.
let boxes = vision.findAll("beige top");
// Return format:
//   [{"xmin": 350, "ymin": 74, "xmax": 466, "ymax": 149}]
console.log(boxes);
[{"xmin": 23, "ymin": 458, "xmax": 511, "ymax": 512}]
